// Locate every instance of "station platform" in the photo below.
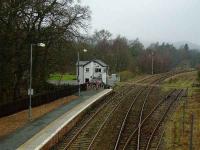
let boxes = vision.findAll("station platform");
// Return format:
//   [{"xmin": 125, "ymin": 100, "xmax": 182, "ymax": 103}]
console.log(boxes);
[{"xmin": 0, "ymin": 89, "xmax": 112, "ymax": 150}]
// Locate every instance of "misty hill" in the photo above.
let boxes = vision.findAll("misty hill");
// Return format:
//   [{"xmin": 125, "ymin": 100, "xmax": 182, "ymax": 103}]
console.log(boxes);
[
  {"xmin": 173, "ymin": 41, "xmax": 200, "ymax": 50},
  {"xmin": 140, "ymin": 40, "xmax": 200, "ymax": 51}
]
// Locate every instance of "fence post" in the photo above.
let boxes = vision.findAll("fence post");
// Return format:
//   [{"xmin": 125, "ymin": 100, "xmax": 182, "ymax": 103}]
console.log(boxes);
[
  {"xmin": 173, "ymin": 121, "xmax": 177, "ymax": 150},
  {"xmin": 189, "ymin": 113, "xmax": 194, "ymax": 150},
  {"xmin": 182, "ymin": 100, "xmax": 186, "ymax": 134},
  {"xmin": 182, "ymin": 88, "xmax": 188, "ymax": 134}
]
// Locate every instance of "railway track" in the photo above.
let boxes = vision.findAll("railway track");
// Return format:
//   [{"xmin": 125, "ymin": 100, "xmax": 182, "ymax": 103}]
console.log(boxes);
[
  {"xmin": 88, "ymin": 76, "xmax": 168, "ymax": 149},
  {"xmin": 144, "ymin": 90, "xmax": 183, "ymax": 150},
  {"xmin": 122, "ymin": 89, "xmax": 184, "ymax": 150},
  {"xmin": 90, "ymin": 75, "xmax": 176, "ymax": 149},
  {"xmin": 54, "ymin": 72, "xmax": 185, "ymax": 150},
  {"xmin": 146, "ymin": 90, "xmax": 185, "ymax": 150},
  {"xmin": 53, "ymin": 84, "xmax": 137, "ymax": 150},
  {"xmin": 84, "ymin": 76, "xmax": 165, "ymax": 149},
  {"xmin": 88, "ymin": 87, "xmax": 147, "ymax": 149},
  {"xmin": 113, "ymin": 87, "xmax": 151, "ymax": 150},
  {"xmin": 66, "ymin": 86, "xmax": 142, "ymax": 150}
]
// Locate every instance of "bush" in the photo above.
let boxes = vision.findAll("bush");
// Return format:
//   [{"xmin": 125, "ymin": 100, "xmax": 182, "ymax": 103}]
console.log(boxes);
[
  {"xmin": 119, "ymin": 71, "xmax": 135, "ymax": 81},
  {"xmin": 197, "ymin": 70, "xmax": 200, "ymax": 82}
]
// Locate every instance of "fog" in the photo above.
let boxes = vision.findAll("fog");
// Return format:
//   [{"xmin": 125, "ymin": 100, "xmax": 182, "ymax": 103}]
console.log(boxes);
[{"xmin": 82, "ymin": 0, "xmax": 200, "ymax": 45}]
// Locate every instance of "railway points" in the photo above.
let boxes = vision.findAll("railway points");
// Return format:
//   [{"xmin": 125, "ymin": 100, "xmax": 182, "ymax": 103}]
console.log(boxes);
[
  {"xmin": 1, "ymin": 71, "xmax": 189, "ymax": 150},
  {"xmin": 53, "ymin": 71, "xmax": 187, "ymax": 150}
]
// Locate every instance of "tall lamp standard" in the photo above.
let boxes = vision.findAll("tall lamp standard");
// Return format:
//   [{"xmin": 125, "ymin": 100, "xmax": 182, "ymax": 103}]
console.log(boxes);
[
  {"xmin": 77, "ymin": 49, "xmax": 88, "ymax": 96},
  {"xmin": 29, "ymin": 43, "xmax": 45, "ymax": 121}
]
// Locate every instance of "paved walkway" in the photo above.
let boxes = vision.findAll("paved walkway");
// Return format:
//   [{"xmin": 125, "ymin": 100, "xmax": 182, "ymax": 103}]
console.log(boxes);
[{"xmin": 0, "ymin": 89, "xmax": 109, "ymax": 150}]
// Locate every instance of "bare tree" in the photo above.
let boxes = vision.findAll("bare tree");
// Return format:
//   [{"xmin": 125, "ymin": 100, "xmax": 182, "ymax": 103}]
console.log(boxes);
[{"xmin": 0, "ymin": 0, "xmax": 91, "ymax": 102}]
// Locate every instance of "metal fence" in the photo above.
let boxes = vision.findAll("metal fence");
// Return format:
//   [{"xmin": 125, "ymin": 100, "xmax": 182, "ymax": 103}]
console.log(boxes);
[{"xmin": 0, "ymin": 84, "xmax": 87, "ymax": 118}]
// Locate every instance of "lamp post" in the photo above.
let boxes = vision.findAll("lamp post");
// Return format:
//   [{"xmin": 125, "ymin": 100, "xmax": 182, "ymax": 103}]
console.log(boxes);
[
  {"xmin": 29, "ymin": 43, "xmax": 45, "ymax": 121},
  {"xmin": 77, "ymin": 49, "xmax": 88, "ymax": 96}
]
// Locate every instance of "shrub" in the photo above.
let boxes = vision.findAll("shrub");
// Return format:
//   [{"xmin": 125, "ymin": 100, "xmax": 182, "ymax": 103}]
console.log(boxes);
[
  {"xmin": 197, "ymin": 70, "xmax": 200, "ymax": 82},
  {"xmin": 119, "ymin": 71, "xmax": 135, "ymax": 81}
]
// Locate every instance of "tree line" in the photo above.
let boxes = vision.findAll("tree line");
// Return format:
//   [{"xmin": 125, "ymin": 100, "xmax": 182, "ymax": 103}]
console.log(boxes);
[
  {"xmin": 0, "ymin": 0, "xmax": 90, "ymax": 103},
  {"xmin": 81, "ymin": 30, "xmax": 200, "ymax": 74},
  {"xmin": 1, "ymin": 1, "xmax": 200, "ymax": 104}
]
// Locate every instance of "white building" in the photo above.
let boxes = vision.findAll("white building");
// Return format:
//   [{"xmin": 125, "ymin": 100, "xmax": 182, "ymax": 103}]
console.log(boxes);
[{"xmin": 77, "ymin": 59, "xmax": 108, "ymax": 84}]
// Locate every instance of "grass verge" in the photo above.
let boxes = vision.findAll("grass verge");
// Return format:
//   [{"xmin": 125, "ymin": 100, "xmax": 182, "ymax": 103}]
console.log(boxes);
[
  {"xmin": 162, "ymin": 71, "xmax": 200, "ymax": 149},
  {"xmin": 49, "ymin": 73, "xmax": 76, "ymax": 81}
]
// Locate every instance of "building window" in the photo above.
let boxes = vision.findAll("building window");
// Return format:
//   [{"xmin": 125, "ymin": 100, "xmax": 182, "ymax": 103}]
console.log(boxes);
[
  {"xmin": 95, "ymin": 68, "xmax": 101, "ymax": 73},
  {"xmin": 103, "ymin": 68, "xmax": 106, "ymax": 73},
  {"xmin": 86, "ymin": 68, "xmax": 89, "ymax": 72}
]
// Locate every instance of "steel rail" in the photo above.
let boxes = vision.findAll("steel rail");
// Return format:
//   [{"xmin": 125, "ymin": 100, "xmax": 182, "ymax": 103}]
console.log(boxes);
[
  {"xmin": 57, "ymin": 70, "xmax": 190, "ymax": 150},
  {"xmin": 136, "ymin": 87, "xmax": 153, "ymax": 150},
  {"xmin": 136, "ymin": 76, "xmax": 170, "ymax": 150},
  {"xmin": 122, "ymin": 89, "xmax": 177, "ymax": 150},
  {"xmin": 114, "ymin": 74, "xmax": 170, "ymax": 150},
  {"xmin": 87, "ymin": 87, "xmax": 146, "ymax": 150},
  {"xmin": 155, "ymin": 130, "xmax": 165, "ymax": 150},
  {"xmin": 145, "ymin": 90, "xmax": 183, "ymax": 150},
  {"xmin": 113, "ymin": 88, "xmax": 147, "ymax": 150},
  {"xmin": 90, "ymin": 74, "xmax": 165, "ymax": 150},
  {"xmin": 61, "ymin": 85, "xmax": 134, "ymax": 150}
]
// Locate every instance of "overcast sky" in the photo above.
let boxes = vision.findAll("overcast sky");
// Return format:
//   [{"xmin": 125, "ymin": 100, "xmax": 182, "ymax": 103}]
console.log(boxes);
[{"xmin": 82, "ymin": 0, "xmax": 200, "ymax": 44}]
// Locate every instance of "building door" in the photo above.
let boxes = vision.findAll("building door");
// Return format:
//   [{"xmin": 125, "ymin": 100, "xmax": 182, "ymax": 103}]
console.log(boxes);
[{"xmin": 85, "ymin": 78, "xmax": 89, "ymax": 83}]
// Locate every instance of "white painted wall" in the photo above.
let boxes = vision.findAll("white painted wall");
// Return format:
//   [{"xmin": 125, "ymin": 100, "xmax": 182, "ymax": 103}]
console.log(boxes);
[
  {"xmin": 92, "ymin": 62, "xmax": 107, "ymax": 83},
  {"xmin": 84, "ymin": 62, "xmax": 93, "ymax": 83},
  {"xmin": 77, "ymin": 61, "xmax": 108, "ymax": 84}
]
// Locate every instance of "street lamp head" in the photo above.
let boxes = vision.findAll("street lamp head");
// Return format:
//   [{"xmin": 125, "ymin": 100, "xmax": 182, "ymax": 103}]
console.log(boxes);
[
  {"xmin": 37, "ymin": 43, "xmax": 46, "ymax": 47},
  {"xmin": 83, "ymin": 49, "xmax": 88, "ymax": 53}
]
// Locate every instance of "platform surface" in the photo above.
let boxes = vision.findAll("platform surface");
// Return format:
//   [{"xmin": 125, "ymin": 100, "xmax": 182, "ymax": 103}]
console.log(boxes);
[
  {"xmin": 0, "ymin": 89, "xmax": 112, "ymax": 150},
  {"xmin": 16, "ymin": 89, "xmax": 112, "ymax": 150}
]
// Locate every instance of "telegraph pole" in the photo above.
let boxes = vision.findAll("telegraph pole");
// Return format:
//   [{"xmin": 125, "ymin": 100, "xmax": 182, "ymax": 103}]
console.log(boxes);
[{"xmin": 151, "ymin": 51, "xmax": 154, "ymax": 75}]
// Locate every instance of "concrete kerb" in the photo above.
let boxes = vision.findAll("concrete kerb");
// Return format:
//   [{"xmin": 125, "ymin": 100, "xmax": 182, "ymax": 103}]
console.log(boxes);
[{"xmin": 17, "ymin": 89, "xmax": 113, "ymax": 150}]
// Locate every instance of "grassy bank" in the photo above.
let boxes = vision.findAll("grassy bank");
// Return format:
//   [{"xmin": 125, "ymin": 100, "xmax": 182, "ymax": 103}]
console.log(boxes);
[
  {"xmin": 162, "ymin": 71, "xmax": 200, "ymax": 149},
  {"xmin": 161, "ymin": 71, "xmax": 197, "ymax": 94},
  {"xmin": 49, "ymin": 73, "xmax": 76, "ymax": 81}
]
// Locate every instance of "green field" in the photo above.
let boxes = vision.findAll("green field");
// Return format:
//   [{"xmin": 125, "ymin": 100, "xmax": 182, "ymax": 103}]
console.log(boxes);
[{"xmin": 49, "ymin": 73, "xmax": 76, "ymax": 81}]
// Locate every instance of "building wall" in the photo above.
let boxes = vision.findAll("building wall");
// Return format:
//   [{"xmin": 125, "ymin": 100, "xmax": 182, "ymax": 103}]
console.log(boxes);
[
  {"xmin": 77, "ymin": 61, "xmax": 108, "ymax": 84},
  {"xmin": 102, "ymin": 72, "xmax": 107, "ymax": 84},
  {"xmin": 77, "ymin": 66, "xmax": 84, "ymax": 84},
  {"xmin": 84, "ymin": 62, "xmax": 93, "ymax": 83},
  {"xmin": 93, "ymin": 62, "xmax": 107, "ymax": 83}
]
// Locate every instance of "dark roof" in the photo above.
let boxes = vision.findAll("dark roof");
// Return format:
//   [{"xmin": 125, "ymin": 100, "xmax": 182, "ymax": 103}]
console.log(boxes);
[
  {"xmin": 76, "ymin": 59, "xmax": 108, "ymax": 67},
  {"xmin": 77, "ymin": 61, "xmax": 89, "ymax": 66},
  {"xmin": 93, "ymin": 59, "xmax": 108, "ymax": 67}
]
